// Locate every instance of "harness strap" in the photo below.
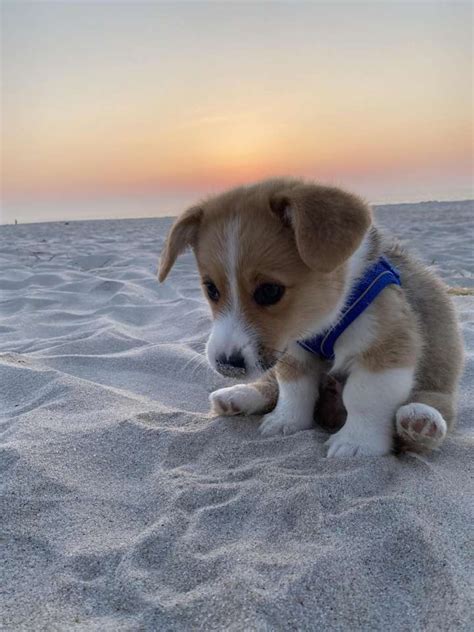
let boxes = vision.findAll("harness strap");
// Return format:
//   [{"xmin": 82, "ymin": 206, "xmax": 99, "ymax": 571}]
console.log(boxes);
[{"xmin": 298, "ymin": 257, "xmax": 401, "ymax": 360}]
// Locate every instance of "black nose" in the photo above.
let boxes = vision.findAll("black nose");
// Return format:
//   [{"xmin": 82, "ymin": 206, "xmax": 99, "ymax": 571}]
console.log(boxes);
[{"xmin": 217, "ymin": 351, "xmax": 246, "ymax": 371}]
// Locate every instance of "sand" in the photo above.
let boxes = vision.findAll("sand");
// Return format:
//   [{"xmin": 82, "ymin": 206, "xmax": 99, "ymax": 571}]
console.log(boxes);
[{"xmin": 1, "ymin": 201, "xmax": 473, "ymax": 631}]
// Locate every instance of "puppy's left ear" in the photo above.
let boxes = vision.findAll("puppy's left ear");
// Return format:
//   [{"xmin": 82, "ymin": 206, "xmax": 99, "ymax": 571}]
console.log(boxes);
[
  {"xmin": 270, "ymin": 184, "xmax": 371, "ymax": 273},
  {"xmin": 158, "ymin": 205, "xmax": 203, "ymax": 282}
]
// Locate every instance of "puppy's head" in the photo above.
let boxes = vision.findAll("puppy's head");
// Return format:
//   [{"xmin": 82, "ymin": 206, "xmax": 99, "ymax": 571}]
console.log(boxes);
[{"xmin": 159, "ymin": 179, "xmax": 371, "ymax": 379}]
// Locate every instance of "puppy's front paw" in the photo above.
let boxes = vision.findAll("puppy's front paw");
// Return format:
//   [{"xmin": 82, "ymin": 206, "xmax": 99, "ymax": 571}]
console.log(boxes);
[
  {"xmin": 325, "ymin": 425, "xmax": 392, "ymax": 458},
  {"xmin": 210, "ymin": 384, "xmax": 267, "ymax": 416},
  {"xmin": 259, "ymin": 409, "xmax": 313, "ymax": 437}
]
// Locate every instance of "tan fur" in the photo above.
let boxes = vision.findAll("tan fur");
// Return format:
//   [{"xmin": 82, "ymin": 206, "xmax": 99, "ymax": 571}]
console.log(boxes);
[
  {"xmin": 251, "ymin": 370, "xmax": 279, "ymax": 413},
  {"xmin": 159, "ymin": 177, "xmax": 464, "ymax": 454},
  {"xmin": 158, "ymin": 205, "xmax": 202, "ymax": 282},
  {"xmin": 274, "ymin": 353, "xmax": 310, "ymax": 382},
  {"xmin": 385, "ymin": 242, "xmax": 464, "ymax": 430},
  {"xmin": 270, "ymin": 183, "xmax": 372, "ymax": 272},
  {"xmin": 359, "ymin": 286, "xmax": 422, "ymax": 372}
]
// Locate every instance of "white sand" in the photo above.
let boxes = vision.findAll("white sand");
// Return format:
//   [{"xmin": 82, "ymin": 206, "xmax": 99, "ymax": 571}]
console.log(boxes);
[{"xmin": 1, "ymin": 202, "xmax": 473, "ymax": 631}]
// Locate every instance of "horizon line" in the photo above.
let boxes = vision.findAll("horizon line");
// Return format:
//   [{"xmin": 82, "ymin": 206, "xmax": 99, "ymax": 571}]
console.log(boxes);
[{"xmin": 2, "ymin": 198, "xmax": 472, "ymax": 227}]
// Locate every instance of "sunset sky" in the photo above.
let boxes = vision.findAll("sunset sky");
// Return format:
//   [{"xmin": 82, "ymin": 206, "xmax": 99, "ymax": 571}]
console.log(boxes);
[{"xmin": 1, "ymin": 1, "xmax": 473, "ymax": 223}]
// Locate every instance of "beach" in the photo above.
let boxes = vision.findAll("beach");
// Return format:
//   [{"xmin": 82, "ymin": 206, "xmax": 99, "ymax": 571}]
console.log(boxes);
[{"xmin": 1, "ymin": 201, "xmax": 473, "ymax": 631}]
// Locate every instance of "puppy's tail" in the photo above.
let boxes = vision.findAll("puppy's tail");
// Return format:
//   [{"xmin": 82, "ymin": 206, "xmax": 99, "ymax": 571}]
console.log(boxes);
[{"xmin": 394, "ymin": 390, "xmax": 455, "ymax": 453}]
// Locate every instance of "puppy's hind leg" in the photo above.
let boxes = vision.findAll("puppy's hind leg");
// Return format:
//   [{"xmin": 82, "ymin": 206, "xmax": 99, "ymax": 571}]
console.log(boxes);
[
  {"xmin": 326, "ymin": 366, "xmax": 415, "ymax": 457},
  {"xmin": 396, "ymin": 390, "xmax": 455, "ymax": 453},
  {"xmin": 210, "ymin": 371, "xmax": 278, "ymax": 417}
]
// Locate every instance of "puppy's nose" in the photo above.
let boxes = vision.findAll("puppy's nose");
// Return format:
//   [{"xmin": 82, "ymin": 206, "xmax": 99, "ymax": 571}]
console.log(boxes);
[
  {"xmin": 227, "ymin": 351, "xmax": 246, "ymax": 370},
  {"xmin": 217, "ymin": 351, "xmax": 246, "ymax": 372}
]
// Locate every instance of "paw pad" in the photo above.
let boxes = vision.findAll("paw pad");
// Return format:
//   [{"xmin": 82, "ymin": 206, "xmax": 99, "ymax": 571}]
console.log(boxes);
[
  {"xmin": 396, "ymin": 403, "xmax": 447, "ymax": 448},
  {"xmin": 210, "ymin": 394, "xmax": 241, "ymax": 416},
  {"xmin": 209, "ymin": 385, "xmax": 267, "ymax": 417}
]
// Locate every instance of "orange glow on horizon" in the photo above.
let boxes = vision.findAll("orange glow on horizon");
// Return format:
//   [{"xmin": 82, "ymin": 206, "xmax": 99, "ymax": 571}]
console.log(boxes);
[{"xmin": 2, "ymin": 1, "xmax": 473, "ymax": 209}]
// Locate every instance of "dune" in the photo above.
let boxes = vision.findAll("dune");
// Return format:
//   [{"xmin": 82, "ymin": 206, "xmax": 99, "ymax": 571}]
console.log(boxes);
[{"xmin": 1, "ymin": 201, "xmax": 473, "ymax": 630}]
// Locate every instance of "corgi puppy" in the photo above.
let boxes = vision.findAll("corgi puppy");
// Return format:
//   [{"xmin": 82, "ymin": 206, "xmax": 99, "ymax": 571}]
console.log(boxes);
[{"xmin": 159, "ymin": 179, "xmax": 464, "ymax": 457}]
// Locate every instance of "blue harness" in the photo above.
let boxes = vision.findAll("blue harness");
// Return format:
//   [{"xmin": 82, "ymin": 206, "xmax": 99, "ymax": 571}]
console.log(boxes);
[{"xmin": 298, "ymin": 257, "xmax": 401, "ymax": 361}]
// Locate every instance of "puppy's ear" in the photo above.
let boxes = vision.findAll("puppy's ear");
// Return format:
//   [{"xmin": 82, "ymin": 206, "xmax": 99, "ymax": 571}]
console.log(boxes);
[
  {"xmin": 270, "ymin": 184, "xmax": 371, "ymax": 273},
  {"xmin": 158, "ymin": 205, "xmax": 203, "ymax": 282}
]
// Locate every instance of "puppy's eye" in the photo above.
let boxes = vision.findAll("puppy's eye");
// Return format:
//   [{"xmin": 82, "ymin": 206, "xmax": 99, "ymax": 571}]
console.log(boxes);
[
  {"xmin": 203, "ymin": 280, "xmax": 220, "ymax": 302},
  {"xmin": 253, "ymin": 283, "xmax": 285, "ymax": 306}
]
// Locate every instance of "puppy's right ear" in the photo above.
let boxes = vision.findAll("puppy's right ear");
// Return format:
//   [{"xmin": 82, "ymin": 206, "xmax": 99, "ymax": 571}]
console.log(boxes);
[{"xmin": 158, "ymin": 205, "xmax": 203, "ymax": 282}]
